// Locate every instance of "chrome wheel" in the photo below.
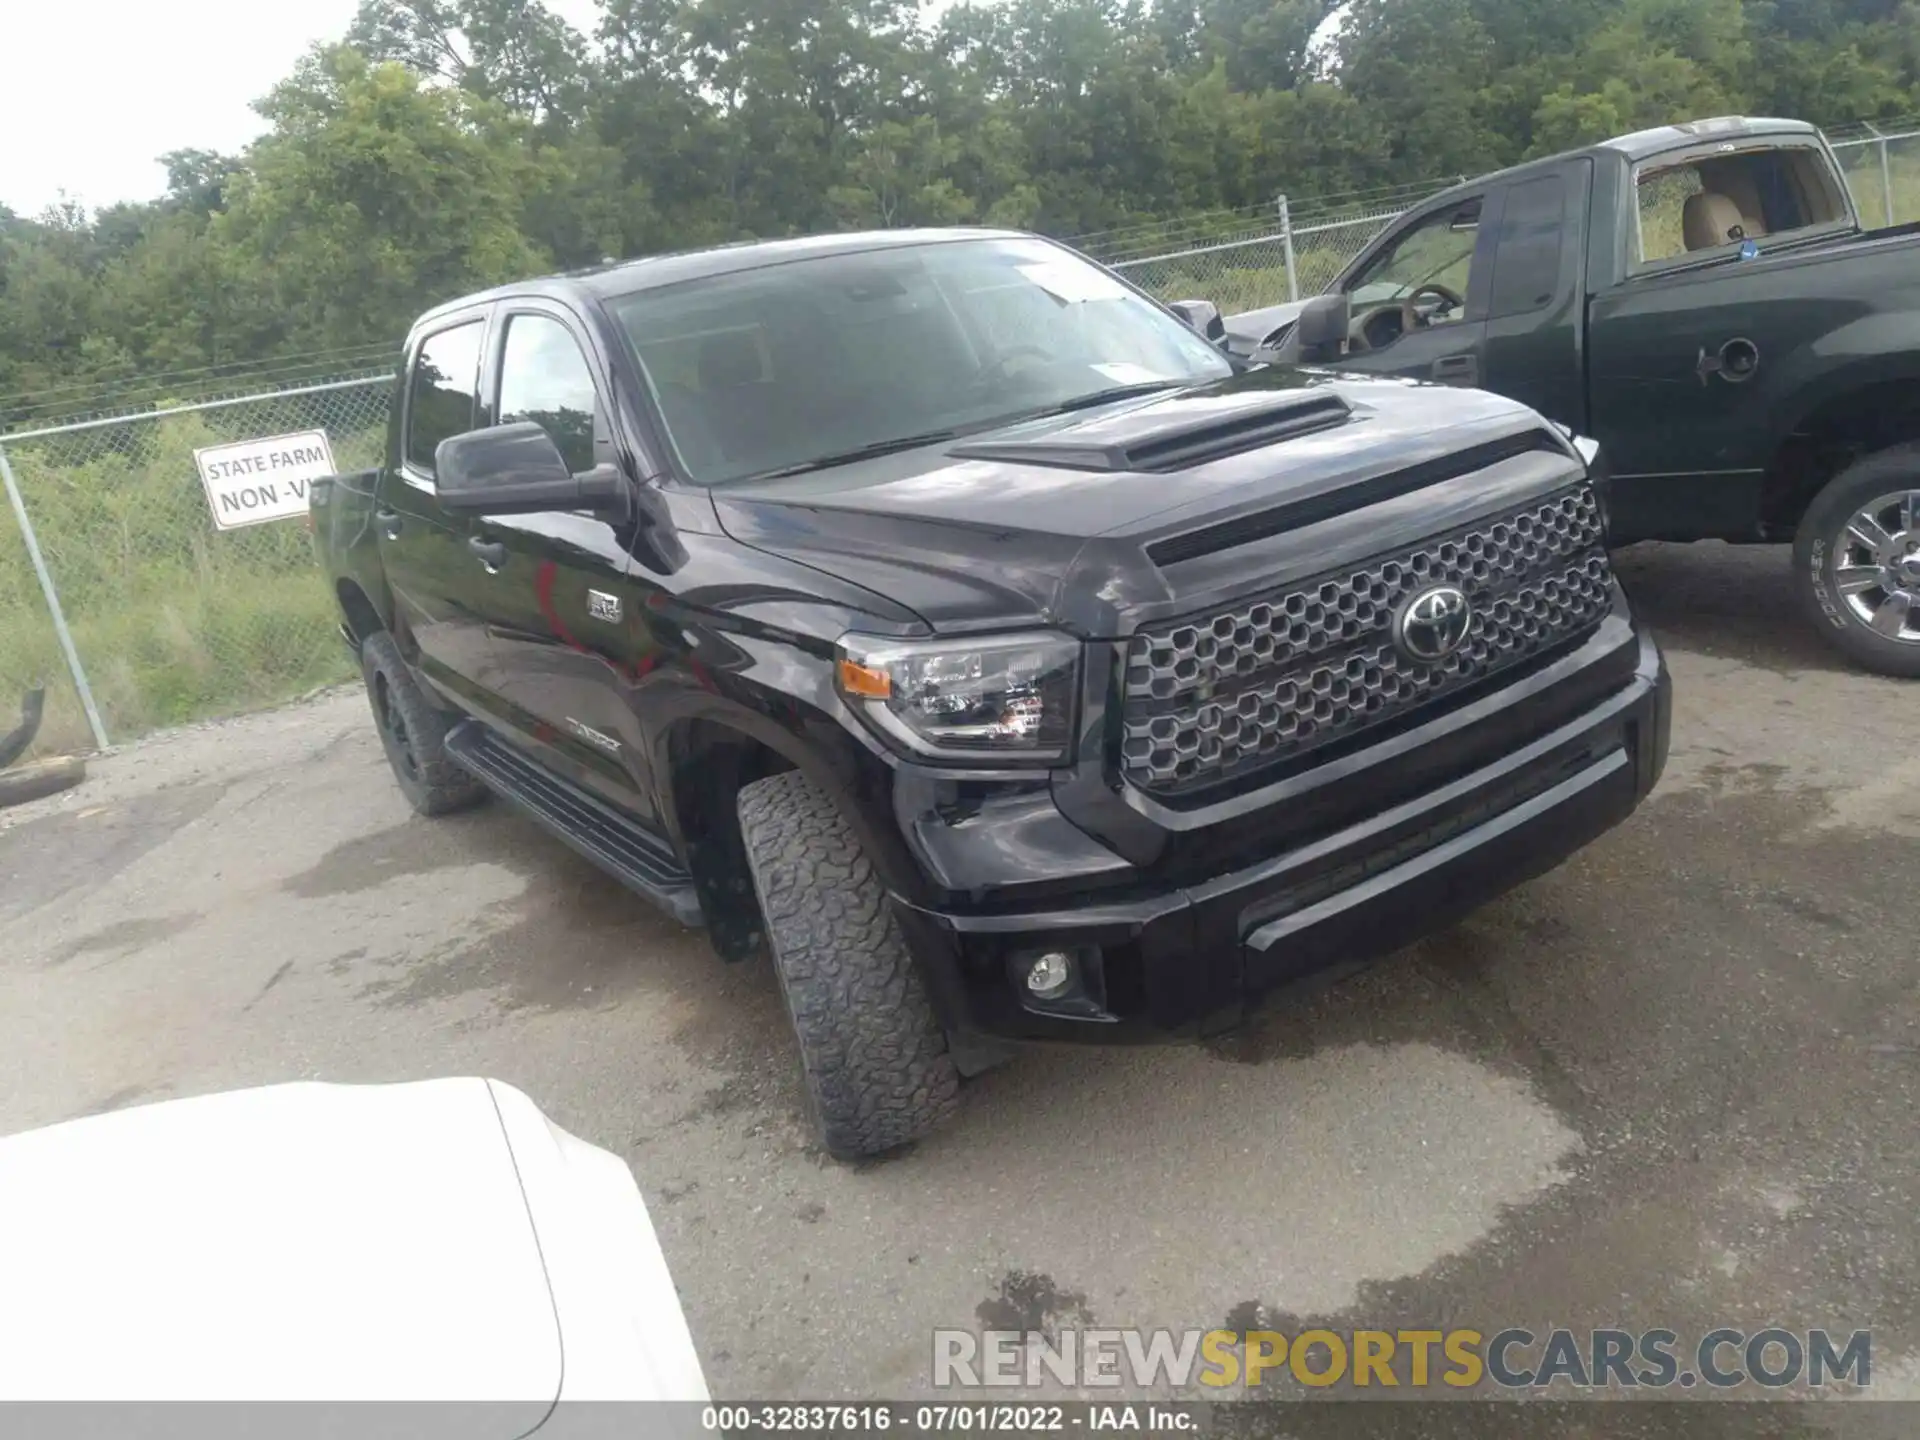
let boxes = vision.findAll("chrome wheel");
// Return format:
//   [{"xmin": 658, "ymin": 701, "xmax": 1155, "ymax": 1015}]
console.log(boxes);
[{"xmin": 1834, "ymin": 490, "xmax": 1920, "ymax": 644}]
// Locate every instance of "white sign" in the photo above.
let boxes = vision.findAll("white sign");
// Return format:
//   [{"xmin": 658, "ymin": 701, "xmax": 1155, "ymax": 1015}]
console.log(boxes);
[{"xmin": 193, "ymin": 430, "xmax": 337, "ymax": 531}]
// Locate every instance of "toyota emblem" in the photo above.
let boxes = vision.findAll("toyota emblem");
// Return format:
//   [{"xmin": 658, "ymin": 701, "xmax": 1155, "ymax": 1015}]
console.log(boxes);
[{"xmin": 1393, "ymin": 583, "xmax": 1473, "ymax": 663}]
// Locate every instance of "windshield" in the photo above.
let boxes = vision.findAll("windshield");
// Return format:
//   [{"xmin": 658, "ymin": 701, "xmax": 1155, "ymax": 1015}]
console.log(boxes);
[{"xmin": 606, "ymin": 236, "xmax": 1234, "ymax": 484}]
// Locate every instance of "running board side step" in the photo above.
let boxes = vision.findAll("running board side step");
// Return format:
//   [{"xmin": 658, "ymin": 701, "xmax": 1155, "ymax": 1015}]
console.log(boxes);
[{"xmin": 444, "ymin": 720, "xmax": 705, "ymax": 929}]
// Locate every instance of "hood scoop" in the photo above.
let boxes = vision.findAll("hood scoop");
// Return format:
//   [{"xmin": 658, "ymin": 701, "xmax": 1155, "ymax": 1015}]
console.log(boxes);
[
  {"xmin": 950, "ymin": 389, "xmax": 1353, "ymax": 474},
  {"xmin": 1146, "ymin": 429, "xmax": 1566, "ymax": 569}
]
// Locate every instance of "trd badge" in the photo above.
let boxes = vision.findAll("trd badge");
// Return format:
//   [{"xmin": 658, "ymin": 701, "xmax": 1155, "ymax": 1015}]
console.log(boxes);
[{"xmin": 563, "ymin": 717, "xmax": 622, "ymax": 755}]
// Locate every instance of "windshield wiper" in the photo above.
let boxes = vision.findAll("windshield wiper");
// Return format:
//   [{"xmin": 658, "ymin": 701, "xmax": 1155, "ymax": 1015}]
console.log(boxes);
[
  {"xmin": 750, "ymin": 429, "xmax": 961, "ymax": 479},
  {"xmin": 1016, "ymin": 380, "xmax": 1186, "ymax": 421}
]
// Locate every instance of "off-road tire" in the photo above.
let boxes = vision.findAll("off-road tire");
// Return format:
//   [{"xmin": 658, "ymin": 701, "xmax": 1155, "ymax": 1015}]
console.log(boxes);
[
  {"xmin": 360, "ymin": 631, "xmax": 488, "ymax": 816},
  {"xmin": 736, "ymin": 769, "xmax": 961, "ymax": 1159},
  {"xmin": 1793, "ymin": 444, "xmax": 1920, "ymax": 679}
]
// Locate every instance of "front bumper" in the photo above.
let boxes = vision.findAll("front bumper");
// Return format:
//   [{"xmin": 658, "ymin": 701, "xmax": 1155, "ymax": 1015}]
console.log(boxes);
[{"xmin": 892, "ymin": 625, "xmax": 1670, "ymax": 1049}]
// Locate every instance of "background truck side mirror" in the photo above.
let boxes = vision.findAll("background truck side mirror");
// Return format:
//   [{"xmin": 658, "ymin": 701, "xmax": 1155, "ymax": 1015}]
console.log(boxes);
[
  {"xmin": 1167, "ymin": 298, "xmax": 1226, "ymax": 343},
  {"xmin": 436, "ymin": 422, "xmax": 631, "ymax": 519},
  {"xmin": 1295, "ymin": 294, "xmax": 1352, "ymax": 363}
]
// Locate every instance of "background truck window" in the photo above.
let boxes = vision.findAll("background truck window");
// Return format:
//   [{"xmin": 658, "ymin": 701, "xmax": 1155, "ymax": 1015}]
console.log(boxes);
[
  {"xmin": 1488, "ymin": 176, "xmax": 1566, "ymax": 318},
  {"xmin": 1635, "ymin": 147, "xmax": 1850, "ymax": 264}
]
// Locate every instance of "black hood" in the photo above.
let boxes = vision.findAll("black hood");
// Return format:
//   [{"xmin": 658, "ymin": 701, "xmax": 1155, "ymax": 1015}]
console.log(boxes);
[{"xmin": 713, "ymin": 370, "xmax": 1584, "ymax": 637}]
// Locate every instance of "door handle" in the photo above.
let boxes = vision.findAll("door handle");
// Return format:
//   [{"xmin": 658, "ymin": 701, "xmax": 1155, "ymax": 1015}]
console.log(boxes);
[
  {"xmin": 375, "ymin": 508, "xmax": 402, "ymax": 540},
  {"xmin": 1432, "ymin": 355, "xmax": 1479, "ymax": 386},
  {"xmin": 468, "ymin": 536, "xmax": 508, "ymax": 572}
]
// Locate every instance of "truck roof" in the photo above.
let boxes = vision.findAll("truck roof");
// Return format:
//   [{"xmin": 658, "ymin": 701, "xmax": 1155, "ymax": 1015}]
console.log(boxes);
[
  {"xmin": 1595, "ymin": 115, "xmax": 1820, "ymax": 161},
  {"xmin": 1414, "ymin": 116, "xmax": 1825, "ymax": 207},
  {"xmin": 412, "ymin": 226, "xmax": 1037, "ymax": 331}
]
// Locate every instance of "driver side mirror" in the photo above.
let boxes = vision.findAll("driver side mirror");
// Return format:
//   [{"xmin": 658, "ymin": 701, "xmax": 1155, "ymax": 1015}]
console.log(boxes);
[
  {"xmin": 1167, "ymin": 298, "xmax": 1226, "ymax": 344},
  {"xmin": 1295, "ymin": 293, "xmax": 1352, "ymax": 363},
  {"xmin": 436, "ymin": 422, "xmax": 631, "ymax": 519}
]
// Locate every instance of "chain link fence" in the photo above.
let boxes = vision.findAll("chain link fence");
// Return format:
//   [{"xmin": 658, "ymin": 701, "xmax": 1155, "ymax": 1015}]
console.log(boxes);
[
  {"xmin": 1829, "ymin": 121, "xmax": 1920, "ymax": 229},
  {"xmin": 1075, "ymin": 182, "xmax": 1458, "ymax": 316},
  {"xmin": 1090, "ymin": 215, "xmax": 1297, "ymax": 317},
  {"xmin": 0, "ymin": 376, "xmax": 393, "ymax": 756}
]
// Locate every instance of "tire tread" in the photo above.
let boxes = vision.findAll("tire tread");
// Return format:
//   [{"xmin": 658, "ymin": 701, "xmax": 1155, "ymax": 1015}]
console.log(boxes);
[
  {"xmin": 736, "ymin": 769, "xmax": 960, "ymax": 1158},
  {"xmin": 360, "ymin": 631, "xmax": 489, "ymax": 816}
]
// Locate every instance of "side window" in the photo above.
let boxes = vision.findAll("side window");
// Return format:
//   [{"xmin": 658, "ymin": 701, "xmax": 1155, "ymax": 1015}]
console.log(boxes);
[
  {"xmin": 1488, "ymin": 176, "xmax": 1566, "ymax": 318},
  {"xmin": 497, "ymin": 314, "xmax": 600, "ymax": 475},
  {"xmin": 405, "ymin": 321, "xmax": 485, "ymax": 476},
  {"xmin": 1635, "ymin": 164, "xmax": 1704, "ymax": 265},
  {"xmin": 1344, "ymin": 199, "xmax": 1484, "ymax": 324}
]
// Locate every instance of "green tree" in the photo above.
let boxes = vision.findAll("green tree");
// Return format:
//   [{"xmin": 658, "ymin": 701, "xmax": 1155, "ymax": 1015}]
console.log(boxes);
[
  {"xmin": 346, "ymin": 0, "xmax": 592, "ymax": 120},
  {"xmin": 209, "ymin": 48, "xmax": 553, "ymax": 352},
  {"xmin": 1335, "ymin": 0, "xmax": 1506, "ymax": 175}
]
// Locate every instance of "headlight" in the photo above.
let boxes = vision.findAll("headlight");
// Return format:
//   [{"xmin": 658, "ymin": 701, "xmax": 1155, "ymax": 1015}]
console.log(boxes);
[{"xmin": 835, "ymin": 631, "xmax": 1080, "ymax": 764}]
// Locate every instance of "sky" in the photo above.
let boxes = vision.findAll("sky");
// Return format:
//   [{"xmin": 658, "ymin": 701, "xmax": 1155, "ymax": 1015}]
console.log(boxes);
[
  {"xmin": 4, "ymin": 0, "xmax": 1350, "ymax": 218},
  {"xmin": 1, "ymin": 0, "xmax": 602, "ymax": 217}
]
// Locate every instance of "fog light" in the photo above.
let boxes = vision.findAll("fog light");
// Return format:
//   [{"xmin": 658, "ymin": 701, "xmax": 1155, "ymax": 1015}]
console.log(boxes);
[{"xmin": 1023, "ymin": 950, "xmax": 1075, "ymax": 999}]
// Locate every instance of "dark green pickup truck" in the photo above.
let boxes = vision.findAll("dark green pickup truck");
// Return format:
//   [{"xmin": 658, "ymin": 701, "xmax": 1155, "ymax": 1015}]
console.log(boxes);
[{"xmin": 1226, "ymin": 116, "xmax": 1920, "ymax": 676}]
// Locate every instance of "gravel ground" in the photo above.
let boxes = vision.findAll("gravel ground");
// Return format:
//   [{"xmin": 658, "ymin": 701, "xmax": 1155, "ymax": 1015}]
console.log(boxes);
[{"xmin": 3, "ymin": 539, "xmax": 1916, "ymax": 1427}]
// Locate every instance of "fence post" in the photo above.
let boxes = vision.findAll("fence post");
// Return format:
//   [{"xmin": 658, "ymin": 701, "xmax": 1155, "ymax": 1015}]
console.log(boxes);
[
  {"xmin": 0, "ymin": 442, "xmax": 110, "ymax": 751},
  {"xmin": 1278, "ymin": 194, "xmax": 1299, "ymax": 303},
  {"xmin": 1879, "ymin": 137, "xmax": 1895, "ymax": 229}
]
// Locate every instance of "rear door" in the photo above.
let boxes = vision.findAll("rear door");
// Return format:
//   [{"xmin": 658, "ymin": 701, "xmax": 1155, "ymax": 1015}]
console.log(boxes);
[
  {"xmin": 377, "ymin": 314, "xmax": 512, "ymax": 716},
  {"xmin": 1332, "ymin": 191, "xmax": 1500, "ymax": 390},
  {"xmin": 473, "ymin": 303, "xmax": 663, "ymax": 825}
]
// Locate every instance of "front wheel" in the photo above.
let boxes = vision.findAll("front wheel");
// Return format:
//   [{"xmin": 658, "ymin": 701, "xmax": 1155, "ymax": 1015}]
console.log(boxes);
[
  {"xmin": 736, "ymin": 770, "xmax": 961, "ymax": 1160},
  {"xmin": 1794, "ymin": 445, "xmax": 1920, "ymax": 678}
]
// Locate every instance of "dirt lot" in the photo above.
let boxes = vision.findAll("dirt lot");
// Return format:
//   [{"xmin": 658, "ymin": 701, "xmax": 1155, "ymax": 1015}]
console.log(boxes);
[{"xmin": 4, "ymin": 540, "xmax": 1917, "ymax": 1419}]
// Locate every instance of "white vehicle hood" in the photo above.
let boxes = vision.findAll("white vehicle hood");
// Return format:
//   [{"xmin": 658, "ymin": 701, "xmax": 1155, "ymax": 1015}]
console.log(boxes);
[{"xmin": 0, "ymin": 1078, "xmax": 706, "ymax": 1428}]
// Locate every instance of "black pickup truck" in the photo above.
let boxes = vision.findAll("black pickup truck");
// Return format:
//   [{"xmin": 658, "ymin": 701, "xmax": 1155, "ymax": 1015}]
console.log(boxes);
[
  {"xmin": 313, "ymin": 229, "xmax": 1670, "ymax": 1158},
  {"xmin": 1227, "ymin": 116, "xmax": 1920, "ymax": 676}
]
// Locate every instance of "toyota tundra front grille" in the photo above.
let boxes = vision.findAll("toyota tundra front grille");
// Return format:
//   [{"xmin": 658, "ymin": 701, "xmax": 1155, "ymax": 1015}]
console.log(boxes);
[{"xmin": 1121, "ymin": 484, "xmax": 1612, "ymax": 795}]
